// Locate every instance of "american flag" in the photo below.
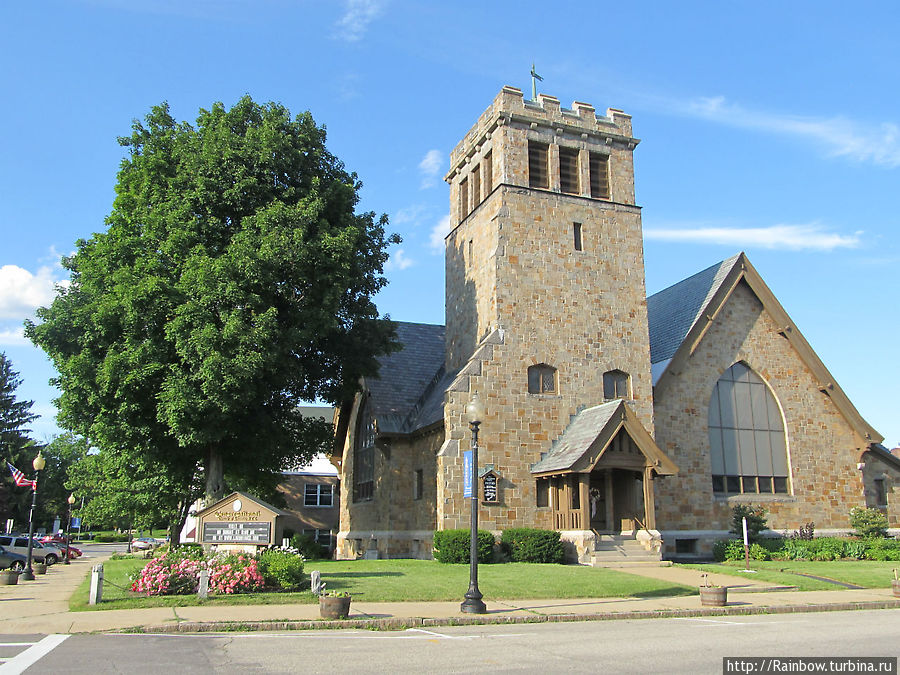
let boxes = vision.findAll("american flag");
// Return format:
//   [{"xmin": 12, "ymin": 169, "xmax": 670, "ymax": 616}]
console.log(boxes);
[{"xmin": 7, "ymin": 462, "xmax": 36, "ymax": 491}]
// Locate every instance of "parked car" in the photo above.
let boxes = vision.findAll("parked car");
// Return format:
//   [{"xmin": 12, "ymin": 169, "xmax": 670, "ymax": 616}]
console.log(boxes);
[
  {"xmin": 131, "ymin": 537, "xmax": 160, "ymax": 551},
  {"xmin": 0, "ymin": 545, "xmax": 27, "ymax": 571},
  {"xmin": 0, "ymin": 535, "xmax": 61, "ymax": 565},
  {"xmin": 40, "ymin": 533, "xmax": 70, "ymax": 545},
  {"xmin": 42, "ymin": 541, "xmax": 82, "ymax": 560}
]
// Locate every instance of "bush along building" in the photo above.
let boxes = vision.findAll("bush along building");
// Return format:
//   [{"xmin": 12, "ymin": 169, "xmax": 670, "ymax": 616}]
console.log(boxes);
[{"xmin": 331, "ymin": 86, "xmax": 898, "ymax": 563}]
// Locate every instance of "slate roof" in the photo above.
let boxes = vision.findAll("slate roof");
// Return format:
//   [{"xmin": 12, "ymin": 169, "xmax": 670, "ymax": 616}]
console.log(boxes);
[
  {"xmin": 367, "ymin": 255, "xmax": 750, "ymax": 439},
  {"xmin": 530, "ymin": 401, "xmax": 624, "ymax": 474},
  {"xmin": 646, "ymin": 253, "xmax": 741, "ymax": 365},
  {"xmin": 366, "ymin": 321, "xmax": 448, "ymax": 435}
]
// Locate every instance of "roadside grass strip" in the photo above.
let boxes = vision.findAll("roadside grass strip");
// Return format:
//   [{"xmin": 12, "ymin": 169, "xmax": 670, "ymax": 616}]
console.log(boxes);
[
  {"xmin": 71, "ymin": 558, "xmax": 695, "ymax": 611},
  {"xmin": 678, "ymin": 561, "xmax": 900, "ymax": 591}
]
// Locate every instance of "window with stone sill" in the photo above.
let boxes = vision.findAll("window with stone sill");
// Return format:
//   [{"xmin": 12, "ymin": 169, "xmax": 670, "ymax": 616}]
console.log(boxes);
[
  {"xmin": 603, "ymin": 369, "xmax": 630, "ymax": 399},
  {"xmin": 709, "ymin": 362, "xmax": 789, "ymax": 497},
  {"xmin": 528, "ymin": 363, "xmax": 557, "ymax": 394}
]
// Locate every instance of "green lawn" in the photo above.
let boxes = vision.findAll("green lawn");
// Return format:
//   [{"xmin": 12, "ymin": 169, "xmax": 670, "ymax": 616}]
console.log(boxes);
[
  {"xmin": 680, "ymin": 561, "xmax": 900, "ymax": 591},
  {"xmin": 70, "ymin": 557, "xmax": 696, "ymax": 611}
]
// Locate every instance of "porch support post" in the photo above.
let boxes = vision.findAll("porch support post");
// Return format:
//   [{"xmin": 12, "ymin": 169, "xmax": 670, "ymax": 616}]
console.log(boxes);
[
  {"xmin": 578, "ymin": 473, "xmax": 590, "ymax": 530},
  {"xmin": 643, "ymin": 465, "xmax": 656, "ymax": 530},
  {"xmin": 604, "ymin": 470, "xmax": 614, "ymax": 531}
]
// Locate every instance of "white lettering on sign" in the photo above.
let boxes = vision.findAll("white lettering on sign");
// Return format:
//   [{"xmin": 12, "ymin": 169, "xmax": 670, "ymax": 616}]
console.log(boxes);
[{"xmin": 202, "ymin": 521, "xmax": 271, "ymax": 544}]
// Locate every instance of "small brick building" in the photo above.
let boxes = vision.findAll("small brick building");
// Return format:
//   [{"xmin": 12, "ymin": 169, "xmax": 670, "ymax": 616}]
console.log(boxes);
[{"xmin": 331, "ymin": 86, "xmax": 898, "ymax": 562}]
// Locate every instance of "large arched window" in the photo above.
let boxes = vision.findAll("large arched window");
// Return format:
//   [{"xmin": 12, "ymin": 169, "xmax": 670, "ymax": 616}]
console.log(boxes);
[
  {"xmin": 708, "ymin": 362, "xmax": 789, "ymax": 495},
  {"xmin": 353, "ymin": 396, "xmax": 375, "ymax": 502}
]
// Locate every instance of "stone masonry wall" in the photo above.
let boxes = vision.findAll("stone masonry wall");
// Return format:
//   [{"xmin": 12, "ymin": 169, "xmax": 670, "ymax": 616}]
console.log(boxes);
[
  {"xmin": 336, "ymin": 393, "xmax": 441, "ymax": 559},
  {"xmin": 653, "ymin": 281, "xmax": 868, "ymax": 533},
  {"xmin": 439, "ymin": 88, "xmax": 654, "ymax": 534}
]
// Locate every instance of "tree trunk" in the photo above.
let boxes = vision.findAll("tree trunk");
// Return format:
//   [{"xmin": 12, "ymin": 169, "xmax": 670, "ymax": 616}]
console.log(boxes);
[
  {"xmin": 204, "ymin": 446, "xmax": 225, "ymax": 503},
  {"xmin": 168, "ymin": 496, "xmax": 192, "ymax": 547}
]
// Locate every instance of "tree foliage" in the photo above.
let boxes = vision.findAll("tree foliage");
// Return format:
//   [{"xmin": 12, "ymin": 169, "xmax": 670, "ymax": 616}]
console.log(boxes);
[
  {"xmin": 27, "ymin": 96, "xmax": 399, "ymax": 514},
  {"xmin": 0, "ymin": 353, "xmax": 39, "ymax": 528}
]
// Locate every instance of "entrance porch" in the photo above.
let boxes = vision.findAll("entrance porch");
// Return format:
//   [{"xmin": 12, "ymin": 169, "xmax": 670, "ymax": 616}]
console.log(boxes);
[{"xmin": 531, "ymin": 401, "xmax": 679, "ymax": 565}]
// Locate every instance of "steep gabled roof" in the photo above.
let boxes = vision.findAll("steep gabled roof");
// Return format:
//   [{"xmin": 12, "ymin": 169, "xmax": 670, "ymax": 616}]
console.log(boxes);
[
  {"xmin": 648, "ymin": 252, "xmax": 883, "ymax": 445},
  {"xmin": 647, "ymin": 253, "xmax": 741, "ymax": 366},
  {"xmin": 364, "ymin": 321, "xmax": 447, "ymax": 435},
  {"xmin": 531, "ymin": 400, "xmax": 678, "ymax": 476}
]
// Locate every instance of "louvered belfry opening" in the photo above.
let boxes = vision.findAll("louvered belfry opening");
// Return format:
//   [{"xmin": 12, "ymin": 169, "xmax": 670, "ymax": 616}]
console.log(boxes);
[{"xmin": 528, "ymin": 141, "xmax": 549, "ymax": 189}]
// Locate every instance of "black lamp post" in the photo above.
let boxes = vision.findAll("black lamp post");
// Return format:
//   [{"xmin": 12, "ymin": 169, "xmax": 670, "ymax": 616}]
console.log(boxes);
[
  {"xmin": 64, "ymin": 493, "xmax": 75, "ymax": 564},
  {"xmin": 460, "ymin": 393, "xmax": 487, "ymax": 614},
  {"xmin": 21, "ymin": 450, "xmax": 46, "ymax": 581}
]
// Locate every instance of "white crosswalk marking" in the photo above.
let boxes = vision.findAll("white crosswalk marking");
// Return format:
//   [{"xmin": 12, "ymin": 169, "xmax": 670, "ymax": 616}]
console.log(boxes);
[{"xmin": 0, "ymin": 634, "xmax": 69, "ymax": 674}]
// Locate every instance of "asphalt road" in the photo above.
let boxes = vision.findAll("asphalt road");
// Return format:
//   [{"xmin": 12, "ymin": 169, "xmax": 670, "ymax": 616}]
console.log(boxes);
[{"xmin": 2, "ymin": 608, "xmax": 897, "ymax": 674}]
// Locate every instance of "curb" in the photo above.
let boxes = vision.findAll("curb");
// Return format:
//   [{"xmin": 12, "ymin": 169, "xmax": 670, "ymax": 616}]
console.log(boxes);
[{"xmin": 122, "ymin": 599, "xmax": 900, "ymax": 634}]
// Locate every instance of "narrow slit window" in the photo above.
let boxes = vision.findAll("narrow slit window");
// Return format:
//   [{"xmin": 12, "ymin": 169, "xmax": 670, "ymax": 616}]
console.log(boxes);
[
  {"xmin": 483, "ymin": 151, "xmax": 492, "ymax": 195},
  {"xmin": 472, "ymin": 165, "xmax": 481, "ymax": 207},
  {"xmin": 573, "ymin": 222, "xmax": 583, "ymax": 251}
]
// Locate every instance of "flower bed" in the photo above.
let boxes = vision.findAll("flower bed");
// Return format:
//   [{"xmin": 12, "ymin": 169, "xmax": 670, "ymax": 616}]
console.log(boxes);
[{"xmin": 130, "ymin": 546, "xmax": 294, "ymax": 596}]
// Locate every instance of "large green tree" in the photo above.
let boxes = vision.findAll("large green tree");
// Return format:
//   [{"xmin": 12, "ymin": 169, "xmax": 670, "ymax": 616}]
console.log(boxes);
[
  {"xmin": 27, "ymin": 96, "xmax": 398, "ymax": 528},
  {"xmin": 0, "ymin": 353, "xmax": 39, "ymax": 529}
]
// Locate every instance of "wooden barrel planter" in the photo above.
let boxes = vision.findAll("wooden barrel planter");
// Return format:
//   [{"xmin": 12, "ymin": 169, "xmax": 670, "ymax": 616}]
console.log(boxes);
[
  {"xmin": 319, "ymin": 594, "xmax": 351, "ymax": 619},
  {"xmin": 0, "ymin": 569, "xmax": 19, "ymax": 585},
  {"xmin": 33, "ymin": 563, "xmax": 47, "ymax": 575},
  {"xmin": 700, "ymin": 586, "xmax": 727, "ymax": 607},
  {"xmin": 892, "ymin": 579, "xmax": 900, "ymax": 599}
]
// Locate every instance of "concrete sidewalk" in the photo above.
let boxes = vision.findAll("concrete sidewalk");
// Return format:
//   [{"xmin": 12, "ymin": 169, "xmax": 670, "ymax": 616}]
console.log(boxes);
[{"xmin": 1, "ymin": 551, "xmax": 898, "ymax": 634}]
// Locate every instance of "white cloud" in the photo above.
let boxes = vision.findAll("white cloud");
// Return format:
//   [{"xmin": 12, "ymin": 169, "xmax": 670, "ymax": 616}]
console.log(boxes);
[
  {"xmin": 674, "ymin": 95, "xmax": 900, "ymax": 167},
  {"xmin": 334, "ymin": 0, "xmax": 383, "ymax": 42},
  {"xmin": 644, "ymin": 223, "xmax": 862, "ymax": 251},
  {"xmin": 385, "ymin": 248, "xmax": 415, "ymax": 271},
  {"xmin": 0, "ymin": 326, "xmax": 28, "ymax": 347},
  {"xmin": 418, "ymin": 149, "xmax": 443, "ymax": 189},
  {"xmin": 393, "ymin": 204, "xmax": 428, "ymax": 225},
  {"xmin": 429, "ymin": 214, "xmax": 451, "ymax": 253},
  {"xmin": 0, "ymin": 265, "xmax": 66, "ymax": 319}
]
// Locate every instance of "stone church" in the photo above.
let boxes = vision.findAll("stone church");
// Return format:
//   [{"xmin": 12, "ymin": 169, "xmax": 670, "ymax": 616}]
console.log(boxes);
[{"xmin": 330, "ymin": 86, "xmax": 899, "ymax": 562}]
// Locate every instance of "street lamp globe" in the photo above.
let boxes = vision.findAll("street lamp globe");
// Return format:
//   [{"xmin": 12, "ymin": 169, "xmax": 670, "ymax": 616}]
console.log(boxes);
[
  {"xmin": 32, "ymin": 451, "xmax": 46, "ymax": 471},
  {"xmin": 68, "ymin": 493, "xmax": 76, "ymax": 506},
  {"xmin": 466, "ymin": 393, "xmax": 485, "ymax": 425}
]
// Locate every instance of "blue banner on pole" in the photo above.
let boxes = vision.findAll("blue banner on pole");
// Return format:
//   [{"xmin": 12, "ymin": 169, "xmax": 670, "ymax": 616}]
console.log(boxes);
[
  {"xmin": 463, "ymin": 450, "xmax": 473, "ymax": 498},
  {"xmin": 71, "ymin": 517, "xmax": 81, "ymax": 529}
]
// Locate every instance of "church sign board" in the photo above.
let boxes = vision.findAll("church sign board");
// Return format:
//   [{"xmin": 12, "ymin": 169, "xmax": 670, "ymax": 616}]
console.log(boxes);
[{"xmin": 195, "ymin": 491, "xmax": 286, "ymax": 548}]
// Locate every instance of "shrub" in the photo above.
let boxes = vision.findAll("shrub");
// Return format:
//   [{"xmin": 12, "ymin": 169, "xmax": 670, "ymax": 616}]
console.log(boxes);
[
  {"xmin": 207, "ymin": 553, "xmax": 265, "ymax": 594},
  {"xmin": 130, "ymin": 552, "xmax": 205, "ymax": 596},
  {"xmin": 729, "ymin": 505, "xmax": 768, "ymax": 542},
  {"xmin": 849, "ymin": 506, "xmax": 888, "ymax": 538},
  {"xmin": 290, "ymin": 534, "xmax": 328, "ymax": 560},
  {"xmin": 860, "ymin": 538, "xmax": 900, "ymax": 561},
  {"xmin": 257, "ymin": 548, "xmax": 305, "ymax": 590},
  {"xmin": 432, "ymin": 529, "xmax": 494, "ymax": 564},
  {"xmin": 792, "ymin": 522, "xmax": 815, "ymax": 540},
  {"xmin": 713, "ymin": 539, "xmax": 769, "ymax": 562},
  {"xmin": 500, "ymin": 528, "xmax": 565, "ymax": 564}
]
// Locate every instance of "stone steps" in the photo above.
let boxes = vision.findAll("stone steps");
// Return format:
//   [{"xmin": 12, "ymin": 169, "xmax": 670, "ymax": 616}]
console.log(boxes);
[{"xmin": 589, "ymin": 534, "xmax": 668, "ymax": 568}]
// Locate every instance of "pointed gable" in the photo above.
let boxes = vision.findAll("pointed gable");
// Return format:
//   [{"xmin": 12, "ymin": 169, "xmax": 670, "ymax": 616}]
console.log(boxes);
[
  {"xmin": 531, "ymin": 400, "xmax": 678, "ymax": 476},
  {"xmin": 648, "ymin": 252, "xmax": 882, "ymax": 445}
]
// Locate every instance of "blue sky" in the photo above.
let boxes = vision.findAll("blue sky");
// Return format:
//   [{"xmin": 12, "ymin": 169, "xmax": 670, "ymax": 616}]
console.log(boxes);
[{"xmin": 1, "ymin": 1, "xmax": 898, "ymax": 449}]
